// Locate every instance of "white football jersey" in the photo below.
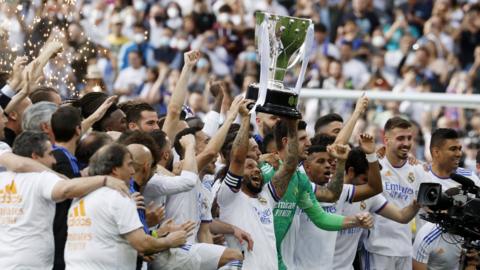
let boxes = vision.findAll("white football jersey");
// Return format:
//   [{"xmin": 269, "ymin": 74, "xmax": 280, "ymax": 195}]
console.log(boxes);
[
  {"xmin": 286, "ymin": 183, "xmax": 355, "ymax": 270},
  {"xmin": 364, "ymin": 158, "xmax": 428, "ymax": 257},
  {"xmin": 333, "ymin": 194, "xmax": 388, "ymax": 270},
  {"xmin": 217, "ymin": 172, "xmax": 278, "ymax": 270},
  {"xmin": 413, "ymin": 222, "xmax": 462, "ymax": 270}
]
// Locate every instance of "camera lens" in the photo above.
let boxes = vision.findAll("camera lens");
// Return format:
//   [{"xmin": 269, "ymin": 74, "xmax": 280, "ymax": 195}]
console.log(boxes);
[{"xmin": 426, "ymin": 188, "xmax": 438, "ymax": 202}]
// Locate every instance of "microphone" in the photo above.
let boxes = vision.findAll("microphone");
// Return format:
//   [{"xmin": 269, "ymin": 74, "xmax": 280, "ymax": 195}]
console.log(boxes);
[{"xmin": 449, "ymin": 173, "xmax": 476, "ymax": 189}]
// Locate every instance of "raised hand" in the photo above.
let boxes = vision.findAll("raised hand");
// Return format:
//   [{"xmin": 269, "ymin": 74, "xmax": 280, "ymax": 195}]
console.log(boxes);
[
  {"xmin": 359, "ymin": 133, "xmax": 376, "ymax": 154},
  {"xmin": 179, "ymin": 134, "xmax": 196, "ymax": 149},
  {"xmin": 184, "ymin": 50, "xmax": 201, "ymax": 68},
  {"xmin": 259, "ymin": 153, "xmax": 281, "ymax": 170},
  {"xmin": 239, "ymin": 99, "xmax": 254, "ymax": 117},
  {"xmin": 327, "ymin": 144, "xmax": 351, "ymax": 160},
  {"xmin": 10, "ymin": 56, "xmax": 28, "ymax": 90},
  {"xmin": 353, "ymin": 93, "xmax": 369, "ymax": 115},
  {"xmin": 226, "ymin": 95, "xmax": 244, "ymax": 121}
]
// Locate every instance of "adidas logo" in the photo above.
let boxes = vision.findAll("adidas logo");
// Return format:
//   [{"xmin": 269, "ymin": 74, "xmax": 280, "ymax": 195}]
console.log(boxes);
[
  {"xmin": 0, "ymin": 180, "xmax": 22, "ymax": 204},
  {"xmin": 68, "ymin": 199, "xmax": 91, "ymax": 227}
]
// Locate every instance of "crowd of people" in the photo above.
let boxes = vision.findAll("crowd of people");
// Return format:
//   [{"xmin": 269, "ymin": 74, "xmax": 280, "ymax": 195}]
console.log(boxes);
[{"xmin": 1, "ymin": 0, "xmax": 480, "ymax": 270}]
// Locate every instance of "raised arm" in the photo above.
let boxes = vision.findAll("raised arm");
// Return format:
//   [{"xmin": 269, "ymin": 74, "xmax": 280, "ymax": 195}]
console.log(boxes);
[
  {"xmin": 162, "ymin": 50, "xmax": 200, "ymax": 141},
  {"xmin": 180, "ymin": 134, "xmax": 198, "ymax": 174},
  {"xmin": 229, "ymin": 99, "xmax": 253, "ymax": 177},
  {"xmin": 315, "ymin": 144, "xmax": 350, "ymax": 202},
  {"xmin": 195, "ymin": 95, "xmax": 242, "ymax": 170},
  {"xmin": 271, "ymin": 118, "xmax": 299, "ymax": 199},
  {"xmin": 350, "ymin": 133, "xmax": 383, "ymax": 202},
  {"xmin": 334, "ymin": 94, "xmax": 368, "ymax": 144}
]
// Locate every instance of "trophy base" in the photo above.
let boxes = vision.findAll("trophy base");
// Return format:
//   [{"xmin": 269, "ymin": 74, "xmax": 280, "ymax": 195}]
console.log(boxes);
[{"xmin": 245, "ymin": 83, "xmax": 302, "ymax": 119}]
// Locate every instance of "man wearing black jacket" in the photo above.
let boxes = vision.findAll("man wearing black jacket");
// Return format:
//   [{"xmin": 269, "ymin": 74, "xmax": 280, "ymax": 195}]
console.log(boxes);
[{"xmin": 50, "ymin": 106, "xmax": 83, "ymax": 270}]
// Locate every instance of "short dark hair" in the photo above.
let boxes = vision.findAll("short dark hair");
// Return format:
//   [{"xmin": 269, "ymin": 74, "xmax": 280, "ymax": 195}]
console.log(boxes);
[
  {"xmin": 174, "ymin": 127, "xmax": 201, "ymax": 159},
  {"xmin": 314, "ymin": 23, "xmax": 327, "ymax": 33},
  {"xmin": 51, "ymin": 106, "xmax": 82, "ymax": 142},
  {"xmin": 29, "ymin": 86, "xmax": 60, "ymax": 104},
  {"xmin": 307, "ymin": 144, "xmax": 327, "ymax": 155},
  {"xmin": 186, "ymin": 116, "xmax": 205, "ymax": 130},
  {"xmin": 13, "ymin": 131, "xmax": 50, "ymax": 158},
  {"xmin": 314, "ymin": 113, "xmax": 343, "ymax": 134},
  {"xmin": 262, "ymin": 132, "xmax": 275, "ymax": 153},
  {"xmin": 311, "ymin": 134, "xmax": 336, "ymax": 147},
  {"xmin": 117, "ymin": 130, "xmax": 160, "ymax": 165},
  {"xmin": 345, "ymin": 147, "xmax": 369, "ymax": 177},
  {"xmin": 73, "ymin": 92, "xmax": 119, "ymax": 132},
  {"xmin": 384, "ymin": 116, "xmax": 412, "ymax": 133},
  {"xmin": 273, "ymin": 120, "xmax": 307, "ymax": 151},
  {"xmin": 125, "ymin": 103, "xmax": 156, "ymax": 125},
  {"xmin": 75, "ymin": 132, "xmax": 113, "ymax": 167},
  {"xmin": 430, "ymin": 128, "xmax": 459, "ymax": 153},
  {"xmin": 88, "ymin": 143, "xmax": 130, "ymax": 176},
  {"xmin": 149, "ymin": 129, "xmax": 169, "ymax": 151}
]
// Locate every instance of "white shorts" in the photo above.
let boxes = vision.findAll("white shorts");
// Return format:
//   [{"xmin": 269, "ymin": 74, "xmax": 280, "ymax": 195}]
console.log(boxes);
[
  {"xmin": 191, "ymin": 243, "xmax": 226, "ymax": 270},
  {"xmin": 150, "ymin": 244, "xmax": 201, "ymax": 270},
  {"xmin": 363, "ymin": 252, "xmax": 412, "ymax": 270}
]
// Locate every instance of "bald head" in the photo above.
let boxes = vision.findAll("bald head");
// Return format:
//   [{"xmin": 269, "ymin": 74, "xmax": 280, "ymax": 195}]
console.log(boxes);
[
  {"xmin": 127, "ymin": 144, "xmax": 154, "ymax": 186},
  {"xmin": 128, "ymin": 144, "xmax": 152, "ymax": 165}
]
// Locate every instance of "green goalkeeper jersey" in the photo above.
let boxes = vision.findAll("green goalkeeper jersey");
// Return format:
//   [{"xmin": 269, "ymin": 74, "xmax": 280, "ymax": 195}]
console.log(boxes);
[{"xmin": 261, "ymin": 162, "xmax": 345, "ymax": 270}]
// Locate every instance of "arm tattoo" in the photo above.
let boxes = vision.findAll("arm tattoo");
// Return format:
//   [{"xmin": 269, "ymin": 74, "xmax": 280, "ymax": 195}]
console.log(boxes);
[
  {"xmin": 230, "ymin": 117, "xmax": 250, "ymax": 169},
  {"xmin": 326, "ymin": 160, "xmax": 345, "ymax": 200},
  {"xmin": 272, "ymin": 123, "xmax": 299, "ymax": 199}
]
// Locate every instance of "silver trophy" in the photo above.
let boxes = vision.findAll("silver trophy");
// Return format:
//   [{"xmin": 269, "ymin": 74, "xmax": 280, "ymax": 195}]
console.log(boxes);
[{"xmin": 246, "ymin": 12, "xmax": 314, "ymax": 119}]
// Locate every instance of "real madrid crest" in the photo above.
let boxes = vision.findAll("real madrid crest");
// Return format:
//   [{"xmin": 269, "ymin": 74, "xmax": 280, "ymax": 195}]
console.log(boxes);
[
  {"xmin": 407, "ymin": 172, "xmax": 415, "ymax": 183},
  {"xmin": 258, "ymin": 196, "xmax": 267, "ymax": 205},
  {"xmin": 360, "ymin": 201, "xmax": 367, "ymax": 210}
]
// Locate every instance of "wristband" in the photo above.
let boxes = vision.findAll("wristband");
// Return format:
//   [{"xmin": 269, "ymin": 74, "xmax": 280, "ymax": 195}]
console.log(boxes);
[
  {"xmin": 366, "ymin": 153, "xmax": 378, "ymax": 163},
  {"xmin": 103, "ymin": 177, "xmax": 107, "ymax": 186}
]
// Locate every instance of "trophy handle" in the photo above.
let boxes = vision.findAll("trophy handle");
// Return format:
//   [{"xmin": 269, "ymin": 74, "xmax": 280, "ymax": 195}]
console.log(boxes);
[{"xmin": 286, "ymin": 43, "xmax": 305, "ymax": 70}]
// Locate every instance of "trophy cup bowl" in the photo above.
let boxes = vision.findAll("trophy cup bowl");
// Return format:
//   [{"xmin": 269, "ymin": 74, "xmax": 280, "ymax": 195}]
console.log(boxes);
[{"xmin": 246, "ymin": 12, "xmax": 313, "ymax": 119}]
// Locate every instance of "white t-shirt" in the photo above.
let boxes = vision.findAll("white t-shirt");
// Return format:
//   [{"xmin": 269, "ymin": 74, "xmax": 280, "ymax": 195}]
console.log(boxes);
[
  {"xmin": 288, "ymin": 183, "xmax": 355, "ymax": 270},
  {"xmin": 64, "ymin": 187, "xmax": 143, "ymax": 270},
  {"xmin": 143, "ymin": 171, "xmax": 199, "ymax": 207},
  {"xmin": 364, "ymin": 158, "xmax": 428, "ymax": 257},
  {"xmin": 164, "ymin": 175, "xmax": 202, "ymax": 243},
  {"xmin": 333, "ymin": 194, "xmax": 388, "ymax": 270},
  {"xmin": 0, "ymin": 171, "xmax": 61, "ymax": 270},
  {"xmin": 413, "ymin": 222, "xmax": 462, "ymax": 270},
  {"xmin": 113, "ymin": 66, "xmax": 146, "ymax": 92},
  {"xmin": 217, "ymin": 172, "xmax": 278, "ymax": 270}
]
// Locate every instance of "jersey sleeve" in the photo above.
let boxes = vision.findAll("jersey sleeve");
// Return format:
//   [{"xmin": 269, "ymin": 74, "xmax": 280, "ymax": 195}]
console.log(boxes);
[
  {"xmin": 369, "ymin": 194, "xmax": 388, "ymax": 213},
  {"xmin": 217, "ymin": 172, "xmax": 243, "ymax": 208},
  {"xmin": 112, "ymin": 193, "xmax": 144, "ymax": 235},
  {"xmin": 413, "ymin": 222, "xmax": 442, "ymax": 264},
  {"xmin": 144, "ymin": 171, "xmax": 198, "ymax": 197},
  {"xmin": 298, "ymin": 173, "xmax": 344, "ymax": 231},
  {"xmin": 38, "ymin": 172, "xmax": 62, "ymax": 201}
]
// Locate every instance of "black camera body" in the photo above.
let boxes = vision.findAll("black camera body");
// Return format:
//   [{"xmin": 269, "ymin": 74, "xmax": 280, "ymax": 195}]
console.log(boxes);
[{"xmin": 417, "ymin": 173, "xmax": 480, "ymax": 241}]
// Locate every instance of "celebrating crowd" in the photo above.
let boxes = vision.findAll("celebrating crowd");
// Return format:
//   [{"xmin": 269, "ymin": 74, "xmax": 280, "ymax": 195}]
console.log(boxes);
[{"xmin": 1, "ymin": 0, "xmax": 480, "ymax": 270}]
